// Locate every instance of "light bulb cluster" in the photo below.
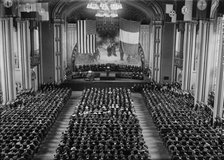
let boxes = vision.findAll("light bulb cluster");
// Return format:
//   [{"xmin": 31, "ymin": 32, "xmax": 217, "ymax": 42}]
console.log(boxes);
[
  {"xmin": 87, "ymin": 0, "xmax": 122, "ymax": 18},
  {"xmin": 95, "ymin": 10, "xmax": 118, "ymax": 18}
]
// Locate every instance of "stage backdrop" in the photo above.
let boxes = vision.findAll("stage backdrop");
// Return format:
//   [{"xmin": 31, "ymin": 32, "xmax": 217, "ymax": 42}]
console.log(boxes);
[{"xmin": 70, "ymin": 19, "xmax": 143, "ymax": 66}]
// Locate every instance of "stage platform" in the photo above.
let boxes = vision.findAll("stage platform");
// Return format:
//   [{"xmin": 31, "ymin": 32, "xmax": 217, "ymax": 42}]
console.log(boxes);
[
  {"xmin": 62, "ymin": 78, "xmax": 150, "ymax": 91},
  {"xmin": 100, "ymin": 72, "xmax": 116, "ymax": 80}
]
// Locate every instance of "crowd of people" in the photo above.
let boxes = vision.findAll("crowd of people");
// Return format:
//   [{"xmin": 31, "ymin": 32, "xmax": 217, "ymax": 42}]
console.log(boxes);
[
  {"xmin": 142, "ymin": 87, "xmax": 224, "ymax": 160},
  {"xmin": 208, "ymin": 91, "xmax": 215, "ymax": 108},
  {"xmin": 70, "ymin": 64, "xmax": 147, "ymax": 80},
  {"xmin": 1, "ymin": 79, "xmax": 223, "ymax": 160},
  {"xmin": 0, "ymin": 91, "xmax": 2, "ymax": 105},
  {"xmin": 132, "ymin": 82, "xmax": 184, "ymax": 93},
  {"xmin": 116, "ymin": 72, "xmax": 144, "ymax": 80},
  {"xmin": 72, "ymin": 71, "xmax": 144, "ymax": 80},
  {"xmin": 54, "ymin": 87, "xmax": 151, "ymax": 160},
  {"xmin": 0, "ymin": 84, "xmax": 72, "ymax": 160},
  {"xmin": 73, "ymin": 64, "xmax": 143, "ymax": 72}
]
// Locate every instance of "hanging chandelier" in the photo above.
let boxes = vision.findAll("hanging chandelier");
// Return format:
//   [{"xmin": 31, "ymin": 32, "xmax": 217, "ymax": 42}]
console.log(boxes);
[{"xmin": 87, "ymin": 0, "xmax": 122, "ymax": 18}]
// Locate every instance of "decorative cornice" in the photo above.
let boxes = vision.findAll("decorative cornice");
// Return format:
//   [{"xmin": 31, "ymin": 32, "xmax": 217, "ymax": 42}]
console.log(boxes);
[{"xmin": 152, "ymin": 20, "xmax": 163, "ymax": 25}]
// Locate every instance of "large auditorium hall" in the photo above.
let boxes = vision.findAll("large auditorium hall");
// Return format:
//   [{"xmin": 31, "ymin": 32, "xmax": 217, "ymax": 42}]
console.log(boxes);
[{"xmin": 1, "ymin": 0, "xmax": 224, "ymax": 160}]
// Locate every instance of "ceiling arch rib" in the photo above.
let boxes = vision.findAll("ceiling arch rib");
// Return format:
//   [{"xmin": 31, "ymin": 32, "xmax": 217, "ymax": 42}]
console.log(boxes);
[{"xmin": 51, "ymin": 0, "xmax": 164, "ymax": 22}]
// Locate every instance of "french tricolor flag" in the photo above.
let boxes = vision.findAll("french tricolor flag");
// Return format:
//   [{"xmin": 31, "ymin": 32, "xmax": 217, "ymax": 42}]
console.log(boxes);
[{"xmin": 119, "ymin": 18, "xmax": 140, "ymax": 56}]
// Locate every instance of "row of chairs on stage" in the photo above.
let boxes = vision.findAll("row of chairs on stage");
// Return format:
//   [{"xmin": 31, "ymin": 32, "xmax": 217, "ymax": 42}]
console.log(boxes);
[
  {"xmin": 54, "ymin": 87, "xmax": 151, "ymax": 160},
  {"xmin": 74, "ymin": 64, "xmax": 143, "ymax": 73},
  {"xmin": 72, "ymin": 71, "xmax": 144, "ymax": 80},
  {"xmin": 131, "ymin": 82, "xmax": 184, "ymax": 93},
  {"xmin": 142, "ymin": 87, "xmax": 224, "ymax": 160},
  {"xmin": 0, "ymin": 84, "xmax": 72, "ymax": 160},
  {"xmin": 116, "ymin": 72, "xmax": 144, "ymax": 80}
]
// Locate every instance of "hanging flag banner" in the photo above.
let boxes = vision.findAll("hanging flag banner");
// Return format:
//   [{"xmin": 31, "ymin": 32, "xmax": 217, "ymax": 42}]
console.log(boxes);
[
  {"xmin": 192, "ymin": 0, "xmax": 211, "ymax": 20},
  {"xmin": 36, "ymin": 3, "xmax": 49, "ymax": 21},
  {"xmin": 184, "ymin": 0, "xmax": 193, "ymax": 21},
  {"xmin": 18, "ymin": 3, "xmax": 37, "ymax": 14},
  {"xmin": 170, "ymin": 10, "xmax": 177, "ymax": 23},
  {"xmin": 165, "ymin": 4, "xmax": 176, "ymax": 22},
  {"xmin": 1, "ymin": 0, "xmax": 18, "ymax": 17},
  {"xmin": 77, "ymin": 20, "xmax": 96, "ymax": 54},
  {"xmin": 119, "ymin": 18, "xmax": 140, "ymax": 56},
  {"xmin": 166, "ymin": 4, "xmax": 173, "ymax": 14},
  {"xmin": 18, "ymin": 3, "xmax": 49, "ymax": 21}
]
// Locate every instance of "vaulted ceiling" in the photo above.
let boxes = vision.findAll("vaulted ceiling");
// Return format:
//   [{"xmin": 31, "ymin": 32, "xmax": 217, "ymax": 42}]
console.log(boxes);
[
  {"xmin": 66, "ymin": 2, "xmax": 152, "ymax": 24},
  {"xmin": 48, "ymin": 0, "xmax": 169, "ymax": 23},
  {"xmin": 8, "ymin": 0, "xmax": 176, "ymax": 23}
]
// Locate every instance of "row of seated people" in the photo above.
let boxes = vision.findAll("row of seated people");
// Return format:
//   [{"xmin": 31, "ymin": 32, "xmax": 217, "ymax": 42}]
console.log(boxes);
[
  {"xmin": 132, "ymin": 82, "xmax": 188, "ymax": 94},
  {"xmin": 0, "ymin": 91, "xmax": 2, "ymax": 105},
  {"xmin": 135, "ymin": 82, "xmax": 215, "ymax": 126},
  {"xmin": 73, "ymin": 64, "xmax": 143, "ymax": 72},
  {"xmin": 208, "ymin": 91, "xmax": 215, "ymax": 108},
  {"xmin": 0, "ymin": 84, "xmax": 72, "ymax": 160},
  {"xmin": 72, "ymin": 71, "xmax": 144, "ymax": 80},
  {"xmin": 116, "ymin": 72, "xmax": 144, "ymax": 80},
  {"xmin": 193, "ymin": 103, "xmax": 214, "ymax": 126},
  {"xmin": 142, "ymin": 87, "xmax": 224, "ymax": 160},
  {"xmin": 54, "ymin": 87, "xmax": 151, "ymax": 160}
]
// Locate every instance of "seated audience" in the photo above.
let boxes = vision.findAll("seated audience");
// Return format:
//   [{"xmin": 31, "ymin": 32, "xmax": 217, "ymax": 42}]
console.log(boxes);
[
  {"xmin": 0, "ymin": 83, "xmax": 72, "ymax": 160},
  {"xmin": 72, "ymin": 64, "xmax": 146, "ymax": 80},
  {"xmin": 54, "ymin": 87, "xmax": 151, "ymax": 160},
  {"xmin": 142, "ymin": 85, "xmax": 224, "ymax": 160}
]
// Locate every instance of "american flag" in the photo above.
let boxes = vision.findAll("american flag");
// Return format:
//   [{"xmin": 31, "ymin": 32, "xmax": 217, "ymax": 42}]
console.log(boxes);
[{"xmin": 77, "ymin": 20, "xmax": 96, "ymax": 54}]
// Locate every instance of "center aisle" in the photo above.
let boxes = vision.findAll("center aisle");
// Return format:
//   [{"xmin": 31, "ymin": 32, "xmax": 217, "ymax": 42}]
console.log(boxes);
[
  {"xmin": 34, "ymin": 91, "xmax": 82, "ymax": 160},
  {"xmin": 131, "ymin": 92, "xmax": 171, "ymax": 160}
]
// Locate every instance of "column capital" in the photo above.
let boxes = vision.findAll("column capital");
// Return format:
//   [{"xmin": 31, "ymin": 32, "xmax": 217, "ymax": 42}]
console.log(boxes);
[
  {"xmin": 178, "ymin": 22, "xmax": 185, "ymax": 32},
  {"xmin": 53, "ymin": 18, "xmax": 64, "ymax": 24},
  {"xmin": 15, "ymin": 18, "xmax": 29, "ymax": 22},
  {"xmin": 187, "ymin": 21, "xmax": 198, "ymax": 25},
  {"xmin": 200, "ymin": 20, "xmax": 210, "ymax": 25},
  {"xmin": 152, "ymin": 20, "xmax": 163, "ymax": 25}
]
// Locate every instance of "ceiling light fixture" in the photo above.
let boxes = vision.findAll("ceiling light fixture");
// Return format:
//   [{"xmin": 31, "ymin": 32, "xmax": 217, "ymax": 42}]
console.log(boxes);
[
  {"xmin": 87, "ymin": 0, "xmax": 100, "ymax": 10},
  {"xmin": 87, "ymin": 0, "xmax": 122, "ymax": 18}
]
